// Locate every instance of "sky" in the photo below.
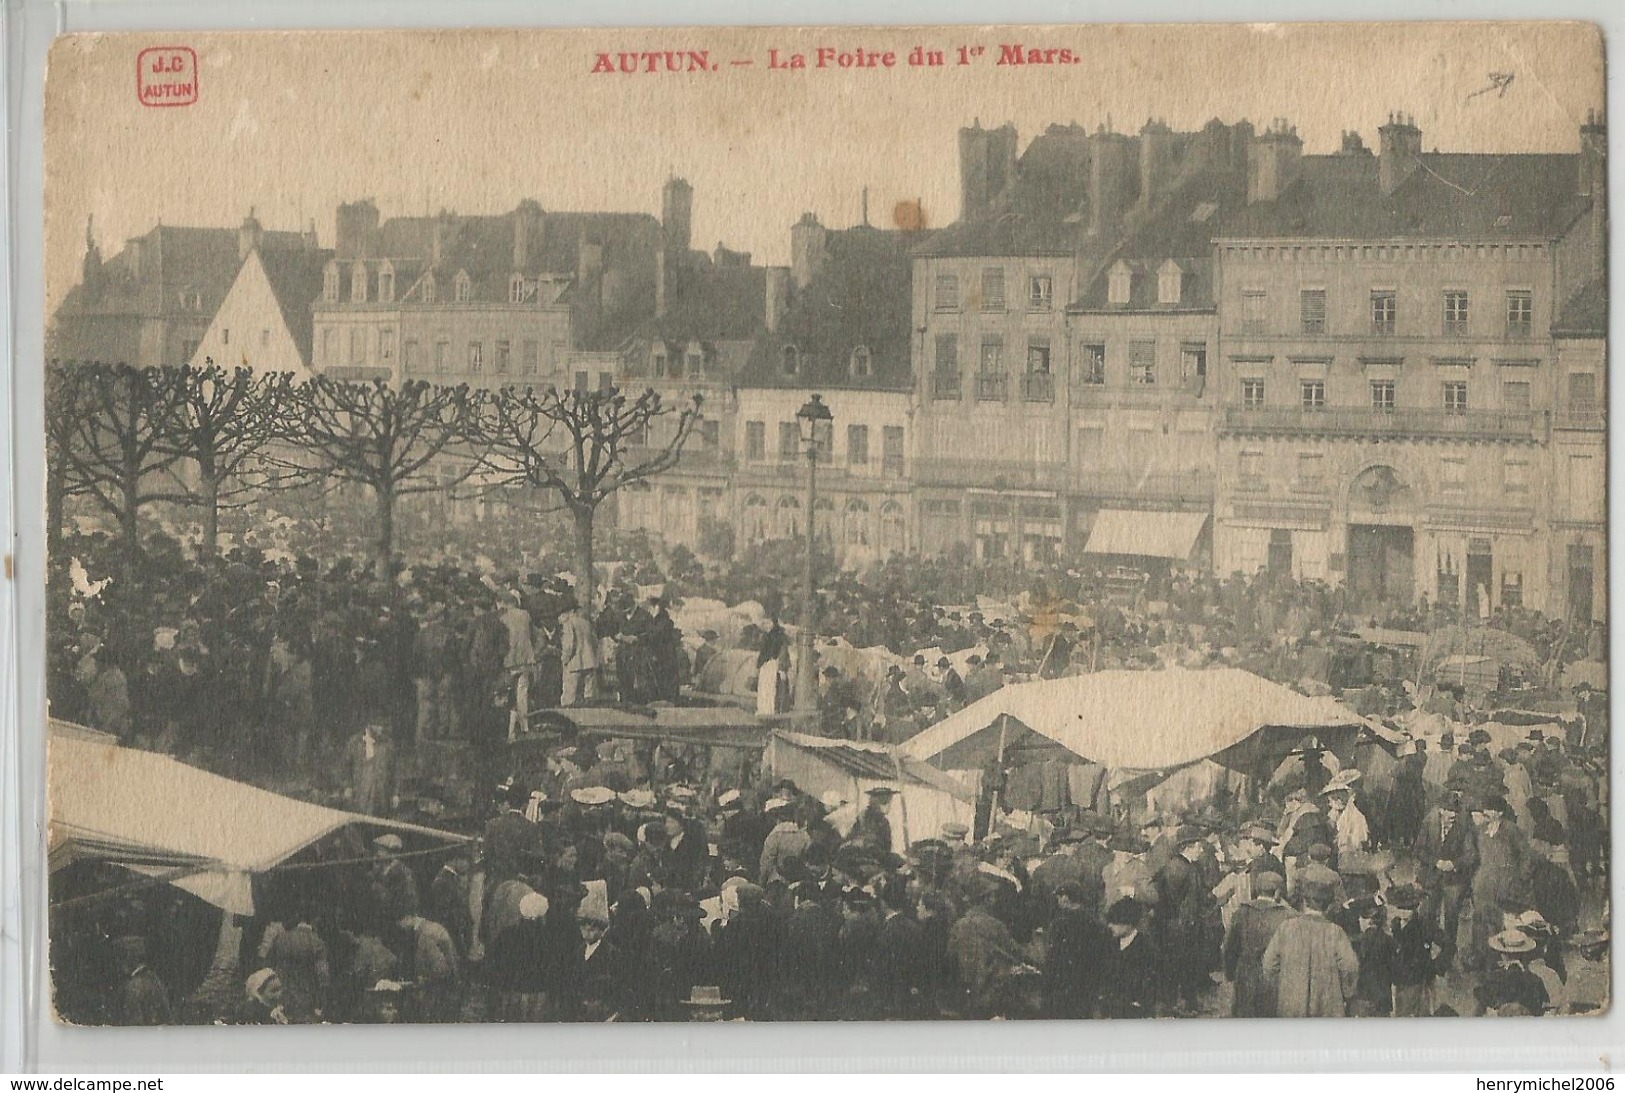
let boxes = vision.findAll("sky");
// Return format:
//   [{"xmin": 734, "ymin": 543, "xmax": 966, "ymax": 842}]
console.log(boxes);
[{"xmin": 44, "ymin": 21, "xmax": 1604, "ymax": 313}]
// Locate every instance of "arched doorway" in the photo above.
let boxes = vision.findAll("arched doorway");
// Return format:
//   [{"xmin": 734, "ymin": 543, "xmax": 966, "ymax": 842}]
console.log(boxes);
[{"xmin": 1345, "ymin": 465, "xmax": 1416, "ymax": 609}]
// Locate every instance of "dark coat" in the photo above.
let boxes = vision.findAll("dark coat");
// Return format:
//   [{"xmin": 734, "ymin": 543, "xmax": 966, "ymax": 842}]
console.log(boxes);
[
  {"xmin": 1224, "ymin": 899, "xmax": 1292, "ymax": 1017},
  {"xmin": 1041, "ymin": 907, "xmax": 1113, "ymax": 1018},
  {"xmin": 1099, "ymin": 931, "xmax": 1160, "ymax": 1018}
]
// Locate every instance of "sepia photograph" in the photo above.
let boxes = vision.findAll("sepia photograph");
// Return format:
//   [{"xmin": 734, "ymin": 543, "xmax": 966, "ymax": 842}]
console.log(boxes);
[{"xmin": 37, "ymin": 21, "xmax": 1608, "ymax": 1027}]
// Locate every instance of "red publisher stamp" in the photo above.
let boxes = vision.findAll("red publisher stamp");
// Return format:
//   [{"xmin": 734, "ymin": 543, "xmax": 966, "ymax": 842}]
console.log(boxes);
[{"xmin": 137, "ymin": 46, "xmax": 197, "ymax": 107}]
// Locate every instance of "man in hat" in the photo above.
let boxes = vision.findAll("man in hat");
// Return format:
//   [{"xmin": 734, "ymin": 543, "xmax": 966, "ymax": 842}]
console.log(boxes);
[
  {"xmin": 847, "ymin": 786, "xmax": 897, "ymax": 851},
  {"xmin": 1385, "ymin": 882, "xmax": 1443, "ymax": 1017},
  {"xmin": 485, "ymin": 780, "xmax": 544, "ymax": 887},
  {"xmin": 114, "ymin": 936, "xmax": 171, "ymax": 1025},
  {"xmin": 1468, "ymin": 795, "xmax": 1533, "ymax": 965},
  {"xmin": 964, "ymin": 650, "xmax": 1002, "ymax": 705},
  {"xmin": 937, "ymin": 656, "xmax": 966, "ymax": 709},
  {"xmin": 369, "ymin": 833, "xmax": 420, "ymax": 921},
  {"xmin": 1041, "ymin": 880, "xmax": 1114, "ymax": 1018},
  {"xmin": 1223, "ymin": 870, "xmax": 1292, "ymax": 1017},
  {"xmin": 947, "ymin": 879, "xmax": 1034, "ymax": 1019},
  {"xmin": 1261, "ymin": 876, "xmax": 1359, "ymax": 1018},
  {"xmin": 1344, "ymin": 893, "xmax": 1395, "ymax": 1016},
  {"xmin": 1475, "ymin": 929, "xmax": 1548, "ymax": 1015},
  {"xmin": 758, "ymin": 798, "xmax": 812, "ymax": 886},
  {"xmin": 1099, "ymin": 896, "xmax": 1160, "ymax": 1018},
  {"xmin": 1155, "ymin": 825, "xmax": 1222, "ymax": 1015},
  {"xmin": 558, "ymin": 592, "xmax": 599, "ymax": 706}
]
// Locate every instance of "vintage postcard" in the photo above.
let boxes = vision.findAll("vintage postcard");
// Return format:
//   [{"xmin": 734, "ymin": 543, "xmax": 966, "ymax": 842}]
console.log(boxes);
[{"xmin": 40, "ymin": 22, "xmax": 1607, "ymax": 1025}]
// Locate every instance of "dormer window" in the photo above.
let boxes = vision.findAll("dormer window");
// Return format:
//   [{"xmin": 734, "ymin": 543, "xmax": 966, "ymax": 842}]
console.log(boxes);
[
  {"xmin": 849, "ymin": 345, "xmax": 873, "ymax": 378},
  {"xmin": 782, "ymin": 345, "xmax": 799, "ymax": 375},
  {"xmin": 1157, "ymin": 260, "xmax": 1183, "ymax": 305},
  {"xmin": 454, "ymin": 271, "xmax": 472, "ymax": 303},
  {"xmin": 686, "ymin": 343, "xmax": 704, "ymax": 376},
  {"xmin": 652, "ymin": 346, "xmax": 669, "ymax": 377},
  {"xmin": 1108, "ymin": 261, "xmax": 1133, "ymax": 306},
  {"xmin": 420, "ymin": 273, "xmax": 436, "ymax": 304},
  {"xmin": 378, "ymin": 262, "xmax": 395, "ymax": 304},
  {"xmin": 509, "ymin": 274, "xmax": 530, "ymax": 303},
  {"xmin": 322, "ymin": 262, "xmax": 340, "ymax": 303},
  {"xmin": 350, "ymin": 263, "xmax": 368, "ymax": 303}
]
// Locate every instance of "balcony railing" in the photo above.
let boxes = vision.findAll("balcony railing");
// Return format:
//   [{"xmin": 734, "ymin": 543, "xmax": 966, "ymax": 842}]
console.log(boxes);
[
  {"xmin": 932, "ymin": 371, "xmax": 962, "ymax": 400},
  {"xmin": 1022, "ymin": 372, "xmax": 1055, "ymax": 403},
  {"xmin": 1080, "ymin": 470, "xmax": 1215, "ymax": 502},
  {"xmin": 915, "ymin": 457, "xmax": 1069, "ymax": 491},
  {"xmin": 1557, "ymin": 405, "xmax": 1606, "ymax": 431},
  {"xmin": 976, "ymin": 373, "xmax": 1009, "ymax": 402},
  {"xmin": 1220, "ymin": 405, "xmax": 1540, "ymax": 440}
]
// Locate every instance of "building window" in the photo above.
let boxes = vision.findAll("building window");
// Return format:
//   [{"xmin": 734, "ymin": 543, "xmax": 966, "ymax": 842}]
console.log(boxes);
[
  {"xmin": 379, "ymin": 328, "xmax": 395, "ymax": 360},
  {"xmin": 979, "ymin": 336, "xmax": 1003, "ymax": 376},
  {"xmin": 434, "ymin": 341, "xmax": 449, "ymax": 373},
  {"xmin": 1026, "ymin": 336, "xmax": 1051, "ymax": 374},
  {"xmin": 348, "ymin": 327, "xmax": 364, "ymax": 364},
  {"xmin": 1370, "ymin": 379, "xmax": 1396, "ymax": 410},
  {"xmin": 522, "ymin": 340, "xmax": 539, "ymax": 374},
  {"xmin": 322, "ymin": 328, "xmax": 337, "ymax": 364},
  {"xmin": 323, "ymin": 265, "xmax": 340, "ymax": 302},
  {"xmin": 934, "ymin": 273, "xmax": 959, "ymax": 311},
  {"xmin": 1296, "ymin": 451, "xmax": 1325, "ymax": 488},
  {"xmin": 1080, "ymin": 342, "xmax": 1106, "ymax": 385},
  {"xmin": 1242, "ymin": 378, "xmax": 1266, "ymax": 408},
  {"xmin": 598, "ymin": 372, "xmax": 614, "ymax": 393},
  {"xmin": 1240, "ymin": 290, "xmax": 1267, "ymax": 333},
  {"xmin": 844, "ymin": 498, "xmax": 871, "ymax": 547},
  {"xmin": 182, "ymin": 338, "xmax": 200, "ymax": 361},
  {"xmin": 1129, "ymin": 340, "xmax": 1156, "ymax": 385},
  {"xmin": 1442, "ymin": 380, "xmax": 1468, "ymax": 414},
  {"xmin": 1181, "ymin": 342, "xmax": 1207, "ymax": 384},
  {"xmin": 745, "ymin": 420, "xmax": 766, "ymax": 461},
  {"xmin": 454, "ymin": 273, "xmax": 472, "ymax": 303},
  {"xmin": 1502, "ymin": 380, "xmax": 1531, "ymax": 412},
  {"xmin": 1108, "ymin": 263, "xmax": 1132, "ymax": 306},
  {"xmin": 1504, "ymin": 457, "xmax": 1529, "ymax": 496},
  {"xmin": 1300, "ymin": 379, "xmax": 1325, "ymax": 411},
  {"xmin": 260, "ymin": 328, "xmax": 271, "ymax": 348},
  {"xmin": 781, "ymin": 345, "xmax": 799, "ymax": 375},
  {"xmin": 882, "ymin": 425, "xmax": 904, "ymax": 477},
  {"xmin": 933, "ymin": 335, "xmax": 960, "ymax": 398},
  {"xmin": 223, "ymin": 328, "xmax": 231, "ymax": 347},
  {"xmin": 1568, "ymin": 372, "xmax": 1597, "ymax": 410},
  {"xmin": 1240, "ymin": 449, "xmax": 1264, "ymax": 484},
  {"xmin": 1158, "ymin": 261, "xmax": 1183, "ymax": 305},
  {"xmin": 1444, "ymin": 290, "xmax": 1470, "ymax": 335},
  {"xmin": 510, "ymin": 275, "xmax": 529, "ymax": 304},
  {"xmin": 468, "ymin": 342, "xmax": 483, "ymax": 372},
  {"xmin": 1442, "ymin": 457, "xmax": 1466, "ymax": 494},
  {"xmin": 849, "ymin": 345, "xmax": 873, "ymax": 378},
  {"xmin": 378, "ymin": 270, "xmax": 394, "ymax": 303},
  {"xmin": 1300, "ymin": 289, "xmax": 1327, "ymax": 334},
  {"xmin": 1371, "ymin": 290, "xmax": 1397, "ymax": 335},
  {"xmin": 980, "ymin": 268, "xmax": 1006, "ymax": 311},
  {"xmin": 420, "ymin": 275, "xmax": 436, "ymax": 304},
  {"xmin": 687, "ymin": 349, "xmax": 703, "ymax": 376},
  {"xmin": 1028, "ymin": 274, "xmax": 1053, "ymax": 310},
  {"xmin": 847, "ymin": 424, "xmax": 869, "ymax": 466},
  {"xmin": 1506, "ymin": 290, "xmax": 1533, "ymax": 337},
  {"xmin": 700, "ymin": 420, "xmax": 720, "ymax": 449},
  {"xmin": 778, "ymin": 422, "xmax": 800, "ymax": 461},
  {"xmin": 495, "ymin": 340, "xmax": 511, "ymax": 374},
  {"xmin": 402, "ymin": 340, "xmax": 419, "ymax": 372},
  {"xmin": 351, "ymin": 265, "xmax": 367, "ymax": 303}
]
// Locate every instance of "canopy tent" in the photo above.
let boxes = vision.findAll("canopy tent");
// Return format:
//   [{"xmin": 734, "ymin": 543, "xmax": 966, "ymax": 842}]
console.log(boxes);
[
  {"xmin": 1082, "ymin": 509, "xmax": 1208, "ymax": 561},
  {"xmin": 898, "ymin": 667, "xmax": 1369, "ymax": 780},
  {"xmin": 48, "ymin": 720, "xmax": 467, "ymax": 915},
  {"xmin": 763, "ymin": 731, "xmax": 974, "ymax": 854},
  {"xmin": 1421, "ymin": 626, "xmax": 1542, "ymax": 678},
  {"xmin": 521, "ymin": 704, "xmax": 780, "ymax": 750}
]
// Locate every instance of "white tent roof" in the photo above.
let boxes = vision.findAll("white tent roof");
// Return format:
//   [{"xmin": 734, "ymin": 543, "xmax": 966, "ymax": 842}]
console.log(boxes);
[
  {"xmin": 1083, "ymin": 509, "xmax": 1208, "ymax": 560},
  {"xmin": 898, "ymin": 667, "xmax": 1367, "ymax": 772},
  {"xmin": 48, "ymin": 720, "xmax": 466, "ymax": 914}
]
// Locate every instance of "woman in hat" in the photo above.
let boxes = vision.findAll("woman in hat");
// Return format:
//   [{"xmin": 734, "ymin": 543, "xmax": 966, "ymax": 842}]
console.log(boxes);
[
  {"xmin": 238, "ymin": 968, "xmax": 291, "ymax": 1025},
  {"xmin": 1474, "ymin": 930, "xmax": 1548, "ymax": 1015}
]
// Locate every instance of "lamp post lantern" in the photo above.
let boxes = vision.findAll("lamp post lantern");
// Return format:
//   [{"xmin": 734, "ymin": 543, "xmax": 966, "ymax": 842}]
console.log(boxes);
[{"xmin": 793, "ymin": 393, "xmax": 832, "ymax": 713}]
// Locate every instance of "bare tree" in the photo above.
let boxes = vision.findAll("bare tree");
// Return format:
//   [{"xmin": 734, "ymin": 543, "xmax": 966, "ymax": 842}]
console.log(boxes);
[
  {"xmin": 50, "ymin": 363, "xmax": 191, "ymax": 564},
  {"xmin": 297, "ymin": 376, "xmax": 480, "ymax": 580},
  {"xmin": 155, "ymin": 362, "xmax": 299, "ymax": 556},
  {"xmin": 43, "ymin": 361, "xmax": 95, "ymax": 559},
  {"xmin": 477, "ymin": 384, "xmax": 702, "ymax": 610}
]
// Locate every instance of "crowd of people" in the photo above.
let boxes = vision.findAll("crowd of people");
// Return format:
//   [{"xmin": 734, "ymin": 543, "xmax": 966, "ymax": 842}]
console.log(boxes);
[{"xmin": 46, "ymin": 506, "xmax": 1610, "ymax": 1024}]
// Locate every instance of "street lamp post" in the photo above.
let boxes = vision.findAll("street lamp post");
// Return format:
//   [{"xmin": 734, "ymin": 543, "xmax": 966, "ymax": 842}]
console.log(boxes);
[{"xmin": 794, "ymin": 393, "xmax": 832, "ymax": 713}]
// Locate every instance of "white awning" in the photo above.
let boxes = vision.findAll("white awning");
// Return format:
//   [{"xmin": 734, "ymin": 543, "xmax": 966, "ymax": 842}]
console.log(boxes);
[{"xmin": 1083, "ymin": 509, "xmax": 1209, "ymax": 560}]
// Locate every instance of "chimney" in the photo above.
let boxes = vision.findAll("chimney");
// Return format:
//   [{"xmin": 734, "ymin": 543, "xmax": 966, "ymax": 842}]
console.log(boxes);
[
  {"xmin": 1339, "ymin": 130, "xmax": 1371, "ymax": 156},
  {"xmin": 578, "ymin": 238, "xmax": 605, "ymax": 312},
  {"xmin": 513, "ymin": 199, "xmax": 542, "ymax": 271},
  {"xmin": 1247, "ymin": 118, "xmax": 1303, "ymax": 204},
  {"xmin": 431, "ymin": 210, "xmax": 454, "ymax": 267},
  {"xmin": 1088, "ymin": 127, "xmax": 1135, "ymax": 235},
  {"xmin": 662, "ymin": 177, "xmax": 693, "ymax": 253},
  {"xmin": 1138, "ymin": 118, "xmax": 1174, "ymax": 211},
  {"xmin": 1580, "ymin": 109, "xmax": 1607, "ymax": 279},
  {"xmin": 790, "ymin": 212, "xmax": 827, "ymax": 291},
  {"xmin": 1378, "ymin": 112, "xmax": 1422, "ymax": 196},
  {"xmin": 127, "ymin": 237, "xmax": 143, "ymax": 279},
  {"xmin": 81, "ymin": 216, "xmax": 103, "ymax": 299},
  {"xmin": 765, "ymin": 266, "xmax": 790, "ymax": 333},
  {"xmin": 237, "ymin": 208, "xmax": 264, "ymax": 262},
  {"xmin": 302, "ymin": 219, "xmax": 319, "ymax": 250},
  {"xmin": 958, "ymin": 120, "xmax": 1019, "ymax": 221},
  {"xmin": 335, "ymin": 198, "xmax": 380, "ymax": 260}
]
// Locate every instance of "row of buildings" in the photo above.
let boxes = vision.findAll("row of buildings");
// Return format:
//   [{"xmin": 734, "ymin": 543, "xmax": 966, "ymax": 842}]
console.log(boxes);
[{"xmin": 52, "ymin": 109, "xmax": 1608, "ymax": 622}]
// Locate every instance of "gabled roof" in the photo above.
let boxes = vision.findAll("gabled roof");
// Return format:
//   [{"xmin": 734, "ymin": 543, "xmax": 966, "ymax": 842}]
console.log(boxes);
[
  {"xmin": 1553, "ymin": 277, "xmax": 1607, "ymax": 338},
  {"xmin": 58, "ymin": 224, "xmax": 308, "ymax": 321},
  {"xmin": 742, "ymin": 225, "xmax": 929, "ymax": 392},
  {"xmin": 622, "ymin": 260, "xmax": 768, "ymax": 379},
  {"xmin": 1219, "ymin": 152, "xmax": 1588, "ymax": 240},
  {"xmin": 257, "ymin": 246, "xmax": 335, "ymax": 362}
]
